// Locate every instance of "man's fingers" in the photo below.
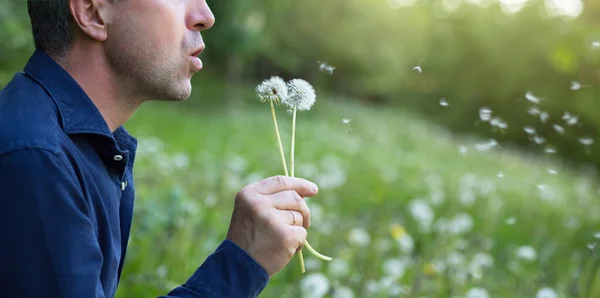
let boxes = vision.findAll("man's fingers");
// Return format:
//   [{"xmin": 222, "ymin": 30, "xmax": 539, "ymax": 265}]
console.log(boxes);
[
  {"xmin": 288, "ymin": 226, "xmax": 307, "ymax": 253},
  {"xmin": 256, "ymin": 175, "xmax": 318, "ymax": 197},
  {"xmin": 279, "ymin": 209, "xmax": 303, "ymax": 227},
  {"xmin": 271, "ymin": 191, "xmax": 311, "ymax": 228}
]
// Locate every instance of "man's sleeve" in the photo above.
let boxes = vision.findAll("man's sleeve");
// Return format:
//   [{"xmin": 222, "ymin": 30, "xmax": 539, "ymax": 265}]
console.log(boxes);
[
  {"xmin": 159, "ymin": 240, "xmax": 270, "ymax": 298},
  {"xmin": 0, "ymin": 148, "xmax": 106, "ymax": 297}
]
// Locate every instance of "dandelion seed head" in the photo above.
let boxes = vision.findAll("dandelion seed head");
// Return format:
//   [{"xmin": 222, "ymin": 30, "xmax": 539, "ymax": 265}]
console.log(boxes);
[
  {"xmin": 285, "ymin": 79, "xmax": 316, "ymax": 111},
  {"xmin": 256, "ymin": 76, "xmax": 287, "ymax": 104}
]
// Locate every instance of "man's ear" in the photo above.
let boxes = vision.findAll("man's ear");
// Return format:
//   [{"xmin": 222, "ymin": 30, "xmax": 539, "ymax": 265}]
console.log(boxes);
[{"xmin": 69, "ymin": 0, "xmax": 109, "ymax": 42}]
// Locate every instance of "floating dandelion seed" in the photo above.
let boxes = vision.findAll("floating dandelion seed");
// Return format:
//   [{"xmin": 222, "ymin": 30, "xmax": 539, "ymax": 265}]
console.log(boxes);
[
  {"xmin": 497, "ymin": 171, "xmax": 504, "ymax": 178},
  {"xmin": 593, "ymin": 41, "xmax": 600, "ymax": 49},
  {"xmin": 570, "ymin": 81, "xmax": 583, "ymax": 90},
  {"xmin": 459, "ymin": 145, "xmax": 469, "ymax": 155},
  {"xmin": 548, "ymin": 169, "xmax": 557, "ymax": 175},
  {"xmin": 588, "ymin": 243, "xmax": 597, "ymax": 250},
  {"xmin": 594, "ymin": 232, "xmax": 600, "ymax": 239},
  {"xmin": 505, "ymin": 216, "xmax": 517, "ymax": 225},
  {"xmin": 479, "ymin": 107, "xmax": 492, "ymax": 122},
  {"xmin": 562, "ymin": 112, "xmax": 579, "ymax": 126},
  {"xmin": 342, "ymin": 118, "xmax": 352, "ymax": 134},
  {"xmin": 528, "ymin": 107, "xmax": 541, "ymax": 115},
  {"xmin": 526, "ymin": 91, "xmax": 541, "ymax": 104},
  {"xmin": 516, "ymin": 246, "xmax": 537, "ymax": 261},
  {"xmin": 317, "ymin": 61, "xmax": 336, "ymax": 75},
  {"xmin": 413, "ymin": 66, "xmax": 423, "ymax": 73},
  {"xmin": 523, "ymin": 126, "xmax": 536, "ymax": 135},
  {"xmin": 439, "ymin": 98, "xmax": 449, "ymax": 107},
  {"xmin": 553, "ymin": 124, "xmax": 565, "ymax": 134},
  {"xmin": 540, "ymin": 112, "xmax": 549, "ymax": 123},
  {"xmin": 537, "ymin": 184, "xmax": 548, "ymax": 190}
]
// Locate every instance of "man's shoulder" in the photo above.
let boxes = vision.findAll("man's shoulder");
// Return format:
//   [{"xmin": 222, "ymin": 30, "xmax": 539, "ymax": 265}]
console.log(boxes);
[{"xmin": 0, "ymin": 72, "xmax": 64, "ymax": 157}]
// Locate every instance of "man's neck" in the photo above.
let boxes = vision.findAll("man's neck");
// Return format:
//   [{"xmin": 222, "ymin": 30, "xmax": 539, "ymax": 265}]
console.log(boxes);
[{"xmin": 56, "ymin": 44, "xmax": 141, "ymax": 133}]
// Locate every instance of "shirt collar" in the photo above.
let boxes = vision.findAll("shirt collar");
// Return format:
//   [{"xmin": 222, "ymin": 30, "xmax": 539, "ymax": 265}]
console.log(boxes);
[{"xmin": 23, "ymin": 49, "xmax": 137, "ymax": 152}]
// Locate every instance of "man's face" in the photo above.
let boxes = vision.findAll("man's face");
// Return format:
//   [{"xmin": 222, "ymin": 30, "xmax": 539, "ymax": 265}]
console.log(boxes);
[{"xmin": 103, "ymin": 0, "xmax": 214, "ymax": 102}]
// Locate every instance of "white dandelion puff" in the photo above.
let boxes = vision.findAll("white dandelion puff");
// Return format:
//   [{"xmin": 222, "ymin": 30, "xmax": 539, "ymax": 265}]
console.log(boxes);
[
  {"xmin": 413, "ymin": 66, "xmax": 422, "ymax": 73},
  {"xmin": 285, "ymin": 79, "xmax": 316, "ymax": 111},
  {"xmin": 536, "ymin": 288, "xmax": 558, "ymax": 298},
  {"xmin": 256, "ymin": 76, "xmax": 287, "ymax": 104},
  {"xmin": 570, "ymin": 81, "xmax": 582, "ymax": 90},
  {"xmin": 526, "ymin": 91, "xmax": 541, "ymax": 104}
]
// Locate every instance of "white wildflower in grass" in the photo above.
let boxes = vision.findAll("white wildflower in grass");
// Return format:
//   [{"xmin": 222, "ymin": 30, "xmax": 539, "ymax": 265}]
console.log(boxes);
[
  {"xmin": 479, "ymin": 107, "xmax": 492, "ymax": 122},
  {"xmin": 332, "ymin": 286, "xmax": 354, "ymax": 298},
  {"xmin": 516, "ymin": 245, "xmax": 537, "ymax": 262},
  {"xmin": 327, "ymin": 258, "xmax": 350, "ymax": 278},
  {"xmin": 448, "ymin": 212, "xmax": 474, "ymax": 235},
  {"xmin": 524, "ymin": 126, "xmax": 536, "ymax": 135},
  {"xmin": 475, "ymin": 139, "xmax": 498, "ymax": 152},
  {"xmin": 505, "ymin": 216, "xmax": 517, "ymax": 225},
  {"xmin": 579, "ymin": 137, "xmax": 594, "ymax": 146},
  {"xmin": 528, "ymin": 107, "xmax": 541, "ymax": 115},
  {"xmin": 536, "ymin": 287, "xmax": 558, "ymax": 298},
  {"xmin": 382, "ymin": 258, "xmax": 408, "ymax": 278},
  {"xmin": 540, "ymin": 112, "xmax": 549, "ymax": 123},
  {"xmin": 348, "ymin": 227, "xmax": 371, "ymax": 247},
  {"xmin": 553, "ymin": 124, "xmax": 565, "ymax": 134},
  {"xmin": 413, "ymin": 66, "xmax": 423, "ymax": 73},
  {"xmin": 440, "ymin": 98, "xmax": 449, "ymax": 107},
  {"xmin": 526, "ymin": 91, "xmax": 541, "ymax": 104},
  {"xmin": 398, "ymin": 233, "xmax": 414, "ymax": 253},
  {"xmin": 300, "ymin": 273, "xmax": 330, "ymax": 298},
  {"xmin": 466, "ymin": 287, "xmax": 490, "ymax": 298},
  {"xmin": 409, "ymin": 199, "xmax": 435, "ymax": 233}
]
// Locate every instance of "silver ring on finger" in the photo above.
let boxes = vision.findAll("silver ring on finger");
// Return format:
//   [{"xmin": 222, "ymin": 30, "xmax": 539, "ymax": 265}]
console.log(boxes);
[{"xmin": 289, "ymin": 210, "xmax": 297, "ymax": 226}]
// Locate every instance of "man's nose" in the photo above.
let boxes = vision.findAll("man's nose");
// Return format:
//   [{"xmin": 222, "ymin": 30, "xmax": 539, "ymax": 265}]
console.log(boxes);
[{"xmin": 189, "ymin": 0, "xmax": 215, "ymax": 31}]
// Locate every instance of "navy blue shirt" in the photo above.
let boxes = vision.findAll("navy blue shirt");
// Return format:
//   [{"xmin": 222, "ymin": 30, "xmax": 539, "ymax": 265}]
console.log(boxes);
[{"xmin": 0, "ymin": 49, "xmax": 269, "ymax": 297}]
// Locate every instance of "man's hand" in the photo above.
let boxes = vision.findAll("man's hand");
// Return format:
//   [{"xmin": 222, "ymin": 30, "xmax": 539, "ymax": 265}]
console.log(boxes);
[{"xmin": 225, "ymin": 175, "xmax": 318, "ymax": 277}]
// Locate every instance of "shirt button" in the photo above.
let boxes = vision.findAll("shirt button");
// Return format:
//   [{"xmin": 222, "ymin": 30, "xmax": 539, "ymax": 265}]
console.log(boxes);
[{"xmin": 113, "ymin": 155, "xmax": 123, "ymax": 161}]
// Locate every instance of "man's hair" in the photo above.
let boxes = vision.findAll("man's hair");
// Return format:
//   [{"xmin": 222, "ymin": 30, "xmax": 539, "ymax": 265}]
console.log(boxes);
[
  {"xmin": 27, "ymin": 0, "xmax": 76, "ymax": 58},
  {"xmin": 26, "ymin": 0, "xmax": 123, "ymax": 58}
]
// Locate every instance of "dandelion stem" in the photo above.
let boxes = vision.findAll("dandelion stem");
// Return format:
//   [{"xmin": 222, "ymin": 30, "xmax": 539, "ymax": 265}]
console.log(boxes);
[
  {"xmin": 290, "ymin": 105, "xmax": 331, "ymax": 272},
  {"xmin": 270, "ymin": 101, "xmax": 288, "ymax": 177}
]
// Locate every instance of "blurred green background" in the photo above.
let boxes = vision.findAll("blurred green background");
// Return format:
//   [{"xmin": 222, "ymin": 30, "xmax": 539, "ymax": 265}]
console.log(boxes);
[{"xmin": 2, "ymin": 0, "xmax": 600, "ymax": 297}]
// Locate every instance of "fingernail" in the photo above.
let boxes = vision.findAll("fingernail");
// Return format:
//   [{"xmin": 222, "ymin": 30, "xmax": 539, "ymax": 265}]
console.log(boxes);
[{"xmin": 311, "ymin": 183, "xmax": 318, "ymax": 193}]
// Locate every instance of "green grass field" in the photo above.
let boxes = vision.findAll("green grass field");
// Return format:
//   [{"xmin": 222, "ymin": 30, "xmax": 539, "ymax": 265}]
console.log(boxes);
[{"xmin": 115, "ymin": 95, "xmax": 600, "ymax": 298}]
